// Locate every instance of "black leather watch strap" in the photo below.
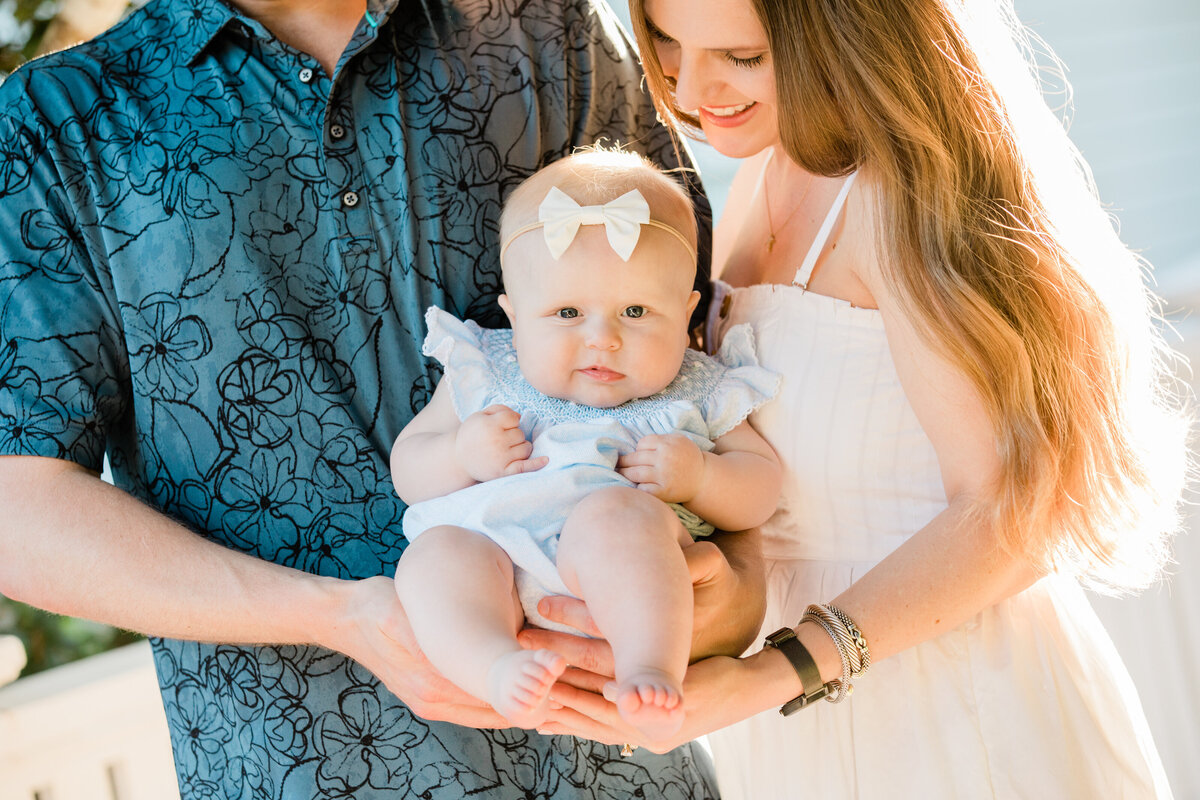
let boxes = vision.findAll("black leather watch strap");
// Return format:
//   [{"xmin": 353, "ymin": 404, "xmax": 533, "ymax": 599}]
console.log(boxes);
[{"xmin": 764, "ymin": 626, "xmax": 829, "ymax": 715}]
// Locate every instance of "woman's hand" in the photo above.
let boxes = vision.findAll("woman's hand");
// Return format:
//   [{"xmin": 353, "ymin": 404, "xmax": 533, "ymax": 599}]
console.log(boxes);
[{"xmin": 537, "ymin": 651, "xmax": 778, "ymax": 754}]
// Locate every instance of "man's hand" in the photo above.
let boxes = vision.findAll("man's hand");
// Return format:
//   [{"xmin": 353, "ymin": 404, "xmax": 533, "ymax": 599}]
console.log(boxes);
[
  {"xmin": 319, "ymin": 575, "xmax": 510, "ymax": 728},
  {"xmin": 455, "ymin": 404, "xmax": 546, "ymax": 482},
  {"xmin": 616, "ymin": 433, "xmax": 706, "ymax": 503}
]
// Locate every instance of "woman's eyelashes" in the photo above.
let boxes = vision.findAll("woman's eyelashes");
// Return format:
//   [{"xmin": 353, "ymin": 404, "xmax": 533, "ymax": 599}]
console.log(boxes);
[
  {"xmin": 725, "ymin": 52, "xmax": 765, "ymax": 68},
  {"xmin": 645, "ymin": 17, "xmax": 765, "ymax": 69}
]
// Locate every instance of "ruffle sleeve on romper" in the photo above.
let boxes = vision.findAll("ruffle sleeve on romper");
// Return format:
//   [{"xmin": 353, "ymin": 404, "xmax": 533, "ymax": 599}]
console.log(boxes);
[
  {"xmin": 703, "ymin": 322, "xmax": 782, "ymax": 439},
  {"xmin": 421, "ymin": 305, "xmax": 497, "ymax": 420}
]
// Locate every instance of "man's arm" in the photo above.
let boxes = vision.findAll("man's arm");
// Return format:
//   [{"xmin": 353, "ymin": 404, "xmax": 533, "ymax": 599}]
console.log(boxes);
[{"xmin": 0, "ymin": 454, "xmax": 509, "ymax": 727}]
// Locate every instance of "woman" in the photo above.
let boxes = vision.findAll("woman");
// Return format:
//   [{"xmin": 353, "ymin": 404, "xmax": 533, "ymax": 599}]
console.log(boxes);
[{"xmin": 530, "ymin": 0, "xmax": 1190, "ymax": 795}]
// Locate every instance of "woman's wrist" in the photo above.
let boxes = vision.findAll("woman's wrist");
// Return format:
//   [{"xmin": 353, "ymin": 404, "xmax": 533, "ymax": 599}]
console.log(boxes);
[
  {"xmin": 746, "ymin": 639, "xmax": 808, "ymax": 709},
  {"xmin": 793, "ymin": 619, "xmax": 853, "ymax": 685}
]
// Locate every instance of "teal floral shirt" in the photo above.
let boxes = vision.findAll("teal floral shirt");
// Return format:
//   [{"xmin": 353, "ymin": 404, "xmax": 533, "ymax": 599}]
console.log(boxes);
[{"xmin": 0, "ymin": 0, "xmax": 716, "ymax": 797}]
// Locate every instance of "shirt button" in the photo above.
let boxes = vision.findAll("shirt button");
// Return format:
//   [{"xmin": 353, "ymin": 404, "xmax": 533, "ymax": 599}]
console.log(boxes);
[
  {"xmin": 330, "ymin": 124, "xmax": 346, "ymax": 140},
  {"xmin": 298, "ymin": 67, "xmax": 314, "ymax": 83},
  {"xmin": 341, "ymin": 190, "xmax": 360, "ymax": 208}
]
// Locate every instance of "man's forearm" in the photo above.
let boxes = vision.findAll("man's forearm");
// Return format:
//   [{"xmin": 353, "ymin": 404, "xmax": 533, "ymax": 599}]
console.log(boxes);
[{"xmin": 0, "ymin": 455, "xmax": 343, "ymax": 647}]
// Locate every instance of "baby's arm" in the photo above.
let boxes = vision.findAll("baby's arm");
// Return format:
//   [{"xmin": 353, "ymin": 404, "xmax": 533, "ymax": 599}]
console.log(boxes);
[
  {"xmin": 390, "ymin": 379, "xmax": 546, "ymax": 505},
  {"xmin": 616, "ymin": 421, "xmax": 781, "ymax": 532}
]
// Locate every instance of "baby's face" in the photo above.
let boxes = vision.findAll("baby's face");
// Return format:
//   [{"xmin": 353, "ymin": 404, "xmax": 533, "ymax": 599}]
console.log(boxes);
[{"xmin": 499, "ymin": 225, "xmax": 700, "ymax": 408}]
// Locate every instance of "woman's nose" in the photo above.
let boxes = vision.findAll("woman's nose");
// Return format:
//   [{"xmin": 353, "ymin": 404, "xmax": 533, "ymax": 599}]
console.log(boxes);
[{"xmin": 669, "ymin": 50, "xmax": 712, "ymax": 115}]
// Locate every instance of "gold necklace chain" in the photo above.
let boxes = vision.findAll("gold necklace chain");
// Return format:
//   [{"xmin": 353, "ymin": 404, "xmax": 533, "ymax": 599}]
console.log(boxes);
[{"xmin": 764, "ymin": 168, "xmax": 816, "ymax": 253}]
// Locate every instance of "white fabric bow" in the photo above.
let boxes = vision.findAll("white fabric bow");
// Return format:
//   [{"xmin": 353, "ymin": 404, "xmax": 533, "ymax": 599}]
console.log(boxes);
[{"xmin": 537, "ymin": 187, "xmax": 651, "ymax": 261}]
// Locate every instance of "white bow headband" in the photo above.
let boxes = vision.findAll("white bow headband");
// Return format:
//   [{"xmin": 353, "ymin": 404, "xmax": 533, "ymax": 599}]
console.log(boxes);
[{"xmin": 500, "ymin": 187, "xmax": 697, "ymax": 264}]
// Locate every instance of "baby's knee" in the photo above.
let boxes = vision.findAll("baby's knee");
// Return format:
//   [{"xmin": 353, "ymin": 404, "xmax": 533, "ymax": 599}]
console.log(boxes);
[
  {"xmin": 397, "ymin": 525, "xmax": 501, "ymax": 574},
  {"xmin": 572, "ymin": 486, "xmax": 680, "ymax": 538}
]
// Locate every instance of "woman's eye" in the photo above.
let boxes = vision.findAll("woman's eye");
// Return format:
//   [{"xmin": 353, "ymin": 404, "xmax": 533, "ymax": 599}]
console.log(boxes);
[
  {"xmin": 725, "ymin": 52, "xmax": 766, "ymax": 69},
  {"xmin": 556, "ymin": 308, "xmax": 580, "ymax": 319},
  {"xmin": 624, "ymin": 306, "xmax": 646, "ymax": 318},
  {"xmin": 646, "ymin": 21, "xmax": 673, "ymax": 44}
]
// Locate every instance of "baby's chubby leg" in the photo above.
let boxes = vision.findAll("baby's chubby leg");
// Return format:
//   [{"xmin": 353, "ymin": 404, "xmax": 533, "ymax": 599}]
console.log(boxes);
[
  {"xmin": 556, "ymin": 487, "xmax": 693, "ymax": 740},
  {"xmin": 394, "ymin": 525, "xmax": 565, "ymax": 728}
]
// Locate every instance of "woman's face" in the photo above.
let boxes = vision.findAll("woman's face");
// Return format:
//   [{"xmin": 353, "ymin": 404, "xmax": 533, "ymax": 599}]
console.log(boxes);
[{"xmin": 642, "ymin": 0, "xmax": 779, "ymax": 159}]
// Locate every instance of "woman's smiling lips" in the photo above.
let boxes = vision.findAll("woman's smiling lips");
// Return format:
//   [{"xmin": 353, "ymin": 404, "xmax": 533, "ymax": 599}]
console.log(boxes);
[
  {"xmin": 698, "ymin": 101, "xmax": 758, "ymax": 128},
  {"xmin": 580, "ymin": 366, "xmax": 625, "ymax": 382}
]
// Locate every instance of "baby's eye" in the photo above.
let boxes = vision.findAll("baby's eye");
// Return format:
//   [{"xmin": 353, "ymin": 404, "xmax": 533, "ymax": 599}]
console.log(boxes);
[
  {"xmin": 624, "ymin": 305, "xmax": 646, "ymax": 318},
  {"xmin": 556, "ymin": 308, "xmax": 580, "ymax": 319}
]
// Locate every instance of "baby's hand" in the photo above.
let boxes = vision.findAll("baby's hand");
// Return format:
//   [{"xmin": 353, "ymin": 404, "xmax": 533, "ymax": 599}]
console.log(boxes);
[
  {"xmin": 456, "ymin": 404, "xmax": 547, "ymax": 482},
  {"xmin": 616, "ymin": 434, "xmax": 706, "ymax": 503}
]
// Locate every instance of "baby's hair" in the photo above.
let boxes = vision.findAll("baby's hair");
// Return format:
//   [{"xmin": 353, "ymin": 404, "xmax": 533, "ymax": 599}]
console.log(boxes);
[{"xmin": 499, "ymin": 146, "xmax": 698, "ymax": 266}]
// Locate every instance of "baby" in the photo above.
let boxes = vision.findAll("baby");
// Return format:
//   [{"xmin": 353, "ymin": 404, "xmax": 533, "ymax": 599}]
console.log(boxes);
[{"xmin": 391, "ymin": 149, "xmax": 782, "ymax": 739}]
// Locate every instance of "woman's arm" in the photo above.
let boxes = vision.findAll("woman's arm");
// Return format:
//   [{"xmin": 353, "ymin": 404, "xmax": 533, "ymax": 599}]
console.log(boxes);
[{"xmin": 539, "ymin": 186, "xmax": 1042, "ymax": 748}]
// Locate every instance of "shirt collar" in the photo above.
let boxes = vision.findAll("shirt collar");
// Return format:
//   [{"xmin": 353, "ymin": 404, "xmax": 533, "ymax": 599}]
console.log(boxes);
[
  {"xmin": 176, "ymin": 0, "xmax": 241, "ymax": 67},
  {"xmin": 175, "ymin": 0, "xmax": 406, "ymax": 66}
]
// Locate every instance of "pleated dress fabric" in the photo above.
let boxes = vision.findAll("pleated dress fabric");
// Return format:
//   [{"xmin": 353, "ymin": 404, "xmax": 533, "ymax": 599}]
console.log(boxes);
[{"xmin": 702, "ymin": 157, "xmax": 1171, "ymax": 799}]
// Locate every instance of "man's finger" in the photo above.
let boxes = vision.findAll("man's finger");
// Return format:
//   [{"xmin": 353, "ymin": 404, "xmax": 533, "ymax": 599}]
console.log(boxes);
[
  {"xmin": 556, "ymin": 665, "xmax": 610, "ymax": 694},
  {"xmin": 682, "ymin": 539, "xmax": 724, "ymax": 584},
  {"xmin": 538, "ymin": 704, "xmax": 629, "ymax": 746},
  {"xmin": 537, "ymin": 595, "xmax": 602, "ymax": 637},
  {"xmin": 518, "ymin": 628, "xmax": 615, "ymax": 676}
]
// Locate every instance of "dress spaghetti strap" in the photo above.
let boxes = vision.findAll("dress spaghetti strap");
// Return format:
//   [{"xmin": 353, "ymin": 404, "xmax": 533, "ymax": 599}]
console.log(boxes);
[{"xmin": 793, "ymin": 172, "xmax": 858, "ymax": 289}]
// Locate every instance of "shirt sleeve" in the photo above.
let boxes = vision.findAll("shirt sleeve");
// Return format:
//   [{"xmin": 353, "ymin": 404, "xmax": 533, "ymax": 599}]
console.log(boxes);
[{"xmin": 0, "ymin": 96, "xmax": 130, "ymax": 470}]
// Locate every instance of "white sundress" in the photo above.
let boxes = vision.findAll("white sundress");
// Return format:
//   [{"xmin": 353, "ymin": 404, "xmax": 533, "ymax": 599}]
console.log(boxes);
[
  {"xmin": 702, "ymin": 160, "xmax": 1171, "ymax": 798},
  {"xmin": 402, "ymin": 307, "xmax": 779, "ymax": 632}
]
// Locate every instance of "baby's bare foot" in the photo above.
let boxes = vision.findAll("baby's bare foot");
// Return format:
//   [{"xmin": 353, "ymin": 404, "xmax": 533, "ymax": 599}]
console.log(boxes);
[
  {"xmin": 487, "ymin": 649, "xmax": 567, "ymax": 729},
  {"xmin": 615, "ymin": 668, "xmax": 684, "ymax": 740}
]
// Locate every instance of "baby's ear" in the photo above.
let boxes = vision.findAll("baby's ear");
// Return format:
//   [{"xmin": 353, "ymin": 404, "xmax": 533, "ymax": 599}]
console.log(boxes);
[
  {"xmin": 686, "ymin": 289, "xmax": 701, "ymax": 319},
  {"xmin": 498, "ymin": 294, "xmax": 516, "ymax": 326}
]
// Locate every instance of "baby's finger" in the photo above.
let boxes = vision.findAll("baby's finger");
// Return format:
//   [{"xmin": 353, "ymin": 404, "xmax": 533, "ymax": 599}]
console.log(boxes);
[
  {"xmin": 634, "ymin": 434, "xmax": 667, "ymax": 450},
  {"xmin": 504, "ymin": 456, "xmax": 548, "ymax": 476},
  {"xmin": 507, "ymin": 438, "xmax": 534, "ymax": 458},
  {"xmin": 483, "ymin": 404, "xmax": 522, "ymax": 427},
  {"xmin": 616, "ymin": 464, "xmax": 656, "ymax": 484},
  {"xmin": 615, "ymin": 450, "xmax": 655, "ymax": 470}
]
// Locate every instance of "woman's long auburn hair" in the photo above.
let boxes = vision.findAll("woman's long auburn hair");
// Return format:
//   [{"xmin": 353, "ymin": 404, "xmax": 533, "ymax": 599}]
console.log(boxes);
[{"xmin": 630, "ymin": 0, "xmax": 1189, "ymax": 591}]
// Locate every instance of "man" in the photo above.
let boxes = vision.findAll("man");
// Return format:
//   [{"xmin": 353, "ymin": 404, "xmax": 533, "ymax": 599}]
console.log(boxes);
[{"xmin": 0, "ymin": 0, "xmax": 763, "ymax": 797}]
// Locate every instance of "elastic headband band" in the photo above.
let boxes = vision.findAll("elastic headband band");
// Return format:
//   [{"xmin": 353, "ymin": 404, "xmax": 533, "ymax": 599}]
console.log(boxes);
[{"xmin": 499, "ymin": 186, "xmax": 697, "ymax": 265}]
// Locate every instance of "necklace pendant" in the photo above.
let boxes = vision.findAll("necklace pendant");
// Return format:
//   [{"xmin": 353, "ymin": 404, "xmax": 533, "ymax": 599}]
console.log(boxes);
[{"xmin": 766, "ymin": 234, "xmax": 776, "ymax": 252}]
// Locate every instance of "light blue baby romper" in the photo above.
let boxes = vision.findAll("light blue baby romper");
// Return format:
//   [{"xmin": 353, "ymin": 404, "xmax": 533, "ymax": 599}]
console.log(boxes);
[{"xmin": 402, "ymin": 307, "xmax": 780, "ymax": 631}]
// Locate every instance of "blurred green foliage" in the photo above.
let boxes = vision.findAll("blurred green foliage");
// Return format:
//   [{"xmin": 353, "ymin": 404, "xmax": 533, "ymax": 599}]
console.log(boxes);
[
  {"xmin": 0, "ymin": 595, "xmax": 143, "ymax": 678},
  {"xmin": 0, "ymin": 0, "xmax": 59, "ymax": 77}
]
